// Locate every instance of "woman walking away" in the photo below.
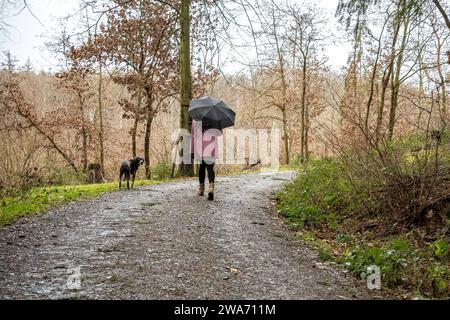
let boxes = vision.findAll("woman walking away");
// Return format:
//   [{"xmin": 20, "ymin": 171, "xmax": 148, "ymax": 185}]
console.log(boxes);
[
  {"xmin": 191, "ymin": 120, "xmax": 221, "ymax": 201},
  {"xmin": 188, "ymin": 96, "xmax": 235, "ymax": 200}
]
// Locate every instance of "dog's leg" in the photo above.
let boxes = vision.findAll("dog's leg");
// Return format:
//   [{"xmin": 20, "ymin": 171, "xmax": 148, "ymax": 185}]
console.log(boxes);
[
  {"xmin": 132, "ymin": 173, "xmax": 136, "ymax": 189},
  {"xmin": 126, "ymin": 173, "xmax": 130, "ymax": 190},
  {"xmin": 119, "ymin": 173, "xmax": 122, "ymax": 190}
]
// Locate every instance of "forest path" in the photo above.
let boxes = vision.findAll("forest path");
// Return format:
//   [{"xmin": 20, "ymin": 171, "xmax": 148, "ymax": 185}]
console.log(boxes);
[{"xmin": 0, "ymin": 171, "xmax": 370, "ymax": 299}]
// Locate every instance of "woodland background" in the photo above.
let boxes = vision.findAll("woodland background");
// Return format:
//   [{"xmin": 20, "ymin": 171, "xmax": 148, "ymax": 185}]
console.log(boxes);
[
  {"xmin": 0, "ymin": 0, "xmax": 448, "ymax": 186},
  {"xmin": 0, "ymin": 0, "xmax": 449, "ymax": 298}
]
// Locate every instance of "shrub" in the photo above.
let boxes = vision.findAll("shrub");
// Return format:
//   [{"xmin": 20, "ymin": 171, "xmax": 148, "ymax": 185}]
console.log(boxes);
[
  {"xmin": 277, "ymin": 159, "xmax": 364, "ymax": 228},
  {"xmin": 339, "ymin": 131, "xmax": 450, "ymax": 225},
  {"xmin": 341, "ymin": 239, "xmax": 412, "ymax": 286},
  {"xmin": 430, "ymin": 239, "xmax": 449, "ymax": 260},
  {"xmin": 46, "ymin": 168, "xmax": 87, "ymax": 186},
  {"xmin": 153, "ymin": 162, "xmax": 172, "ymax": 180},
  {"xmin": 426, "ymin": 264, "xmax": 450, "ymax": 296}
]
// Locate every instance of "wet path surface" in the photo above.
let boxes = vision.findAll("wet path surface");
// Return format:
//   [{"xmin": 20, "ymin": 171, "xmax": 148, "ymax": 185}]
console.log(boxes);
[{"xmin": 0, "ymin": 172, "xmax": 370, "ymax": 299}]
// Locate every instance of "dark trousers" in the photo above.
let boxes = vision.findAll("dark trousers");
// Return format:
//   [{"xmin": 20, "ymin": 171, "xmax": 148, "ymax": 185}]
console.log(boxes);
[{"xmin": 199, "ymin": 161, "xmax": 215, "ymax": 184}]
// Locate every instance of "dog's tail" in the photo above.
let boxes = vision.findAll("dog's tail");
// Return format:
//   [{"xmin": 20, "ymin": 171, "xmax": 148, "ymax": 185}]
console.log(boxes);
[{"xmin": 120, "ymin": 172, "xmax": 130, "ymax": 181}]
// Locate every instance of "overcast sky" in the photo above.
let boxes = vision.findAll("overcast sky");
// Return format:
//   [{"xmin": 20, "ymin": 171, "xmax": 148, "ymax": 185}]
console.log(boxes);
[
  {"xmin": 0, "ymin": 0, "xmax": 79, "ymax": 72},
  {"xmin": 0, "ymin": 0, "xmax": 351, "ymax": 73}
]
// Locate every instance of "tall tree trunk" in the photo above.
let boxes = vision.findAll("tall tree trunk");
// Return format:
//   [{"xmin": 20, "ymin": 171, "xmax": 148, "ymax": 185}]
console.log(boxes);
[
  {"xmin": 281, "ymin": 108, "xmax": 289, "ymax": 165},
  {"xmin": 82, "ymin": 127, "xmax": 88, "ymax": 171},
  {"xmin": 144, "ymin": 111, "xmax": 153, "ymax": 180},
  {"xmin": 78, "ymin": 92, "xmax": 88, "ymax": 171},
  {"xmin": 375, "ymin": 7, "xmax": 401, "ymax": 143},
  {"xmin": 417, "ymin": 59, "xmax": 425, "ymax": 131},
  {"xmin": 388, "ymin": 13, "xmax": 410, "ymax": 141},
  {"xmin": 132, "ymin": 87, "xmax": 142, "ymax": 158},
  {"xmin": 132, "ymin": 116, "xmax": 139, "ymax": 158},
  {"xmin": 144, "ymin": 86, "xmax": 154, "ymax": 179},
  {"xmin": 97, "ymin": 61, "xmax": 105, "ymax": 175},
  {"xmin": 365, "ymin": 20, "xmax": 386, "ymax": 137},
  {"xmin": 434, "ymin": 27, "xmax": 448, "ymax": 122},
  {"xmin": 272, "ymin": 11, "xmax": 289, "ymax": 165},
  {"xmin": 177, "ymin": 0, "xmax": 194, "ymax": 176},
  {"xmin": 353, "ymin": 15, "xmax": 363, "ymax": 122},
  {"xmin": 300, "ymin": 60, "xmax": 307, "ymax": 163},
  {"xmin": 305, "ymin": 105, "xmax": 310, "ymax": 162}
]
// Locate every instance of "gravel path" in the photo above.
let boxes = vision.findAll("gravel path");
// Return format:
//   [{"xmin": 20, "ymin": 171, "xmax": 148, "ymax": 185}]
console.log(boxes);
[{"xmin": 0, "ymin": 171, "xmax": 371, "ymax": 300}]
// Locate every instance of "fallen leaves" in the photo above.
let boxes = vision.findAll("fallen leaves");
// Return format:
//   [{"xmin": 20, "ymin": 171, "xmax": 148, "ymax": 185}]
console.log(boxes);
[
  {"xmin": 225, "ymin": 266, "xmax": 240, "ymax": 274},
  {"xmin": 230, "ymin": 267, "xmax": 240, "ymax": 274}
]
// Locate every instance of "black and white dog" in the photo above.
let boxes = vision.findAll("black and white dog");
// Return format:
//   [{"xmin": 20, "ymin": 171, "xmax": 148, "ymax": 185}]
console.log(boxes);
[{"xmin": 119, "ymin": 157, "xmax": 145, "ymax": 190}]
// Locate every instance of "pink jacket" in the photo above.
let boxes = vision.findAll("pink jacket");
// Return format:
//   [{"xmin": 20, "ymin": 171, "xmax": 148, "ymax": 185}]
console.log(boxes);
[{"xmin": 190, "ymin": 120, "xmax": 220, "ymax": 160}]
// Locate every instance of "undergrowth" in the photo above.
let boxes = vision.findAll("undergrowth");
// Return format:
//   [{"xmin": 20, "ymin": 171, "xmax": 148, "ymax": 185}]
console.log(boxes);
[{"xmin": 277, "ymin": 157, "xmax": 450, "ymax": 299}]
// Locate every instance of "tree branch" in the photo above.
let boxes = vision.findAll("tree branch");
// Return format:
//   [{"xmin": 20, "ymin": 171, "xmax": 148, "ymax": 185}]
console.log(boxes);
[{"xmin": 433, "ymin": 0, "xmax": 450, "ymax": 30}]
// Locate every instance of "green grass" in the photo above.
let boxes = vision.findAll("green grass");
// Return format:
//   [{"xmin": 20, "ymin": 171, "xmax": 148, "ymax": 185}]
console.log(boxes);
[
  {"xmin": 276, "ymin": 159, "xmax": 363, "ymax": 228},
  {"xmin": 0, "ymin": 179, "xmax": 166, "ymax": 226}
]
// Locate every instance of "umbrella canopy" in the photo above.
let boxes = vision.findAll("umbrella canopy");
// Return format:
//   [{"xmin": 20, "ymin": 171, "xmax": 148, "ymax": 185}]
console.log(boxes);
[{"xmin": 188, "ymin": 97, "xmax": 236, "ymax": 130}]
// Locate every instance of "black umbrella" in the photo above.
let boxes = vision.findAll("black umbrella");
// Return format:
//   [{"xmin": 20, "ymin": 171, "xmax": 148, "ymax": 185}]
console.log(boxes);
[{"xmin": 188, "ymin": 97, "xmax": 236, "ymax": 130}]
